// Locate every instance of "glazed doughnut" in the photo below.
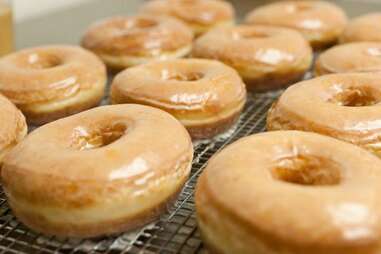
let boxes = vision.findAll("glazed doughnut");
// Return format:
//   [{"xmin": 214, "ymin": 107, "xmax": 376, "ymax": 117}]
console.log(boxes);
[
  {"xmin": 140, "ymin": 0, "xmax": 234, "ymax": 36},
  {"xmin": 111, "ymin": 59, "xmax": 246, "ymax": 139},
  {"xmin": 245, "ymin": 1, "xmax": 348, "ymax": 50},
  {"xmin": 267, "ymin": 73, "xmax": 381, "ymax": 156},
  {"xmin": 196, "ymin": 130, "xmax": 381, "ymax": 254},
  {"xmin": 0, "ymin": 94, "xmax": 27, "ymax": 166},
  {"xmin": 0, "ymin": 45, "xmax": 106, "ymax": 125},
  {"xmin": 1, "ymin": 104, "xmax": 193, "ymax": 238},
  {"xmin": 315, "ymin": 42, "xmax": 381, "ymax": 76},
  {"xmin": 192, "ymin": 25, "xmax": 312, "ymax": 91},
  {"xmin": 340, "ymin": 13, "xmax": 381, "ymax": 44},
  {"xmin": 81, "ymin": 15, "xmax": 193, "ymax": 71}
]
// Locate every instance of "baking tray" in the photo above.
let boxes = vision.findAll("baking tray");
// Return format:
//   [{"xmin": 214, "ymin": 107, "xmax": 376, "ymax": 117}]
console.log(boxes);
[{"xmin": 4, "ymin": 0, "xmax": 380, "ymax": 253}]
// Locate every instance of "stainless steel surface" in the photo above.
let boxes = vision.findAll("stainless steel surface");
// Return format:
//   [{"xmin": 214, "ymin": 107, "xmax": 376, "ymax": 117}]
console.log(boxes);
[{"xmin": 4, "ymin": 0, "xmax": 381, "ymax": 253}]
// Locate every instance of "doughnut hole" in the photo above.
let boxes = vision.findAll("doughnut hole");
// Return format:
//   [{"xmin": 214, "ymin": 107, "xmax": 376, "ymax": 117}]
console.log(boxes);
[
  {"xmin": 126, "ymin": 17, "xmax": 158, "ymax": 30},
  {"xmin": 233, "ymin": 30, "xmax": 270, "ymax": 40},
  {"xmin": 70, "ymin": 122, "xmax": 127, "ymax": 150},
  {"xmin": 161, "ymin": 70, "xmax": 204, "ymax": 81},
  {"xmin": 328, "ymin": 86, "xmax": 381, "ymax": 107},
  {"xmin": 287, "ymin": 2, "xmax": 314, "ymax": 12},
  {"xmin": 271, "ymin": 154, "xmax": 341, "ymax": 186},
  {"xmin": 174, "ymin": 0, "xmax": 197, "ymax": 4},
  {"xmin": 20, "ymin": 53, "xmax": 62, "ymax": 69}
]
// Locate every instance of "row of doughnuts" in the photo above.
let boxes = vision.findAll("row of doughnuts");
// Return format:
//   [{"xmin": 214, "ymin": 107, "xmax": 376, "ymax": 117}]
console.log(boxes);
[
  {"xmin": 0, "ymin": 0, "xmax": 243, "ymax": 238},
  {"xmin": 0, "ymin": 1, "xmax": 379, "ymax": 127},
  {"xmin": 193, "ymin": 2, "xmax": 381, "ymax": 254},
  {"xmin": 0, "ymin": 0, "xmax": 380, "ymax": 251}
]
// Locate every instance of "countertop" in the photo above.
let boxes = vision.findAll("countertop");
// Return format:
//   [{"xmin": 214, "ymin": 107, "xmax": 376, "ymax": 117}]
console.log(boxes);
[{"xmin": 15, "ymin": 0, "xmax": 381, "ymax": 49}]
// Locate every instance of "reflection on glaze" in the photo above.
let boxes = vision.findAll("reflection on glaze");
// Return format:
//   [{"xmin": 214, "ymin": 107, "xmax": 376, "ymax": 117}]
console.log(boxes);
[
  {"xmin": 170, "ymin": 92, "xmax": 217, "ymax": 106},
  {"xmin": 160, "ymin": 69, "xmax": 171, "ymax": 80},
  {"xmin": 143, "ymin": 40, "xmax": 163, "ymax": 51},
  {"xmin": 328, "ymin": 203, "xmax": 376, "ymax": 240},
  {"xmin": 367, "ymin": 47, "xmax": 381, "ymax": 57},
  {"xmin": 28, "ymin": 53, "xmax": 39, "ymax": 64},
  {"xmin": 109, "ymin": 157, "xmax": 149, "ymax": 180},
  {"xmin": 49, "ymin": 76, "xmax": 77, "ymax": 89},
  {"xmin": 255, "ymin": 48, "xmax": 295, "ymax": 65},
  {"xmin": 285, "ymin": 4, "xmax": 297, "ymax": 13},
  {"xmin": 300, "ymin": 19, "xmax": 323, "ymax": 30},
  {"xmin": 82, "ymin": 16, "xmax": 193, "ymax": 58},
  {"xmin": 134, "ymin": 171, "xmax": 155, "ymax": 186},
  {"xmin": 346, "ymin": 120, "xmax": 381, "ymax": 132},
  {"xmin": 329, "ymin": 83, "xmax": 345, "ymax": 94}
]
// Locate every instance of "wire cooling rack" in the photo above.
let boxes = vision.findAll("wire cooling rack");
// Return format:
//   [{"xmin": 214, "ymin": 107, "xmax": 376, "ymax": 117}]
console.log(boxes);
[{"xmin": 0, "ymin": 85, "xmax": 280, "ymax": 253}]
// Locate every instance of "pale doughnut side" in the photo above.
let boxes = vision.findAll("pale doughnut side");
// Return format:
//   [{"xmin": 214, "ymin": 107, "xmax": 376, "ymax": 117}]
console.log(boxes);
[
  {"xmin": 340, "ymin": 13, "xmax": 381, "ymax": 44},
  {"xmin": 0, "ymin": 45, "xmax": 107, "ymax": 125},
  {"xmin": 267, "ymin": 73, "xmax": 381, "ymax": 157},
  {"xmin": 2, "ymin": 104, "xmax": 193, "ymax": 237},
  {"xmin": 0, "ymin": 94, "xmax": 27, "ymax": 167},
  {"xmin": 193, "ymin": 25, "xmax": 313, "ymax": 91},
  {"xmin": 245, "ymin": 1, "xmax": 348, "ymax": 49},
  {"xmin": 315, "ymin": 42, "xmax": 381, "ymax": 76},
  {"xmin": 139, "ymin": 0, "xmax": 235, "ymax": 36},
  {"xmin": 110, "ymin": 59, "xmax": 247, "ymax": 139},
  {"xmin": 196, "ymin": 131, "xmax": 381, "ymax": 254},
  {"xmin": 81, "ymin": 15, "xmax": 193, "ymax": 70}
]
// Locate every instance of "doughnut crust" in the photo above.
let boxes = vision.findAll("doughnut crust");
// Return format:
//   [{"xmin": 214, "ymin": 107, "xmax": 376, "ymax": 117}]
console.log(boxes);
[
  {"xmin": 246, "ymin": 1, "xmax": 348, "ymax": 50},
  {"xmin": 196, "ymin": 130, "xmax": 381, "ymax": 254},
  {"xmin": 192, "ymin": 25, "xmax": 312, "ymax": 91},
  {"xmin": 110, "ymin": 59, "xmax": 246, "ymax": 139},
  {"xmin": 2, "ymin": 104, "xmax": 193, "ymax": 238},
  {"xmin": 140, "ymin": 0, "xmax": 234, "ymax": 36},
  {"xmin": 81, "ymin": 15, "xmax": 193, "ymax": 71},
  {"xmin": 0, "ymin": 94, "xmax": 27, "ymax": 166},
  {"xmin": 315, "ymin": 42, "xmax": 381, "ymax": 76},
  {"xmin": 0, "ymin": 45, "xmax": 106, "ymax": 125},
  {"xmin": 340, "ymin": 13, "xmax": 381, "ymax": 44},
  {"xmin": 267, "ymin": 73, "xmax": 381, "ymax": 157}
]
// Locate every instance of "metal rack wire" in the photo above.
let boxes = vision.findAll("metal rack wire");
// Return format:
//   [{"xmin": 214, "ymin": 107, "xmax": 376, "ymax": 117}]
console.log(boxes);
[{"xmin": 0, "ymin": 87, "xmax": 280, "ymax": 254}]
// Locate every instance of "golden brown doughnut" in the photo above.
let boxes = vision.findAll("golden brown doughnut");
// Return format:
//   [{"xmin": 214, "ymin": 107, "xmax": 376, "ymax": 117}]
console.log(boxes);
[
  {"xmin": 196, "ymin": 130, "xmax": 381, "ymax": 254},
  {"xmin": 110, "ymin": 59, "xmax": 246, "ymax": 139},
  {"xmin": 0, "ymin": 45, "xmax": 106, "ymax": 125},
  {"xmin": 315, "ymin": 42, "xmax": 381, "ymax": 76},
  {"xmin": 245, "ymin": 1, "xmax": 348, "ymax": 50},
  {"xmin": 192, "ymin": 25, "xmax": 312, "ymax": 91},
  {"xmin": 140, "ymin": 0, "xmax": 235, "ymax": 36},
  {"xmin": 341, "ymin": 13, "xmax": 381, "ymax": 44},
  {"xmin": 267, "ymin": 73, "xmax": 381, "ymax": 156},
  {"xmin": 0, "ymin": 94, "xmax": 27, "ymax": 166},
  {"xmin": 81, "ymin": 15, "xmax": 193, "ymax": 71},
  {"xmin": 2, "ymin": 104, "xmax": 193, "ymax": 238}
]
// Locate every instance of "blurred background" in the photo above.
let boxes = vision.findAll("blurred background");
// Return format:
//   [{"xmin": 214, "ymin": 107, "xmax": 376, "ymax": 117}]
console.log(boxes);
[{"xmin": 5, "ymin": 0, "xmax": 381, "ymax": 49}]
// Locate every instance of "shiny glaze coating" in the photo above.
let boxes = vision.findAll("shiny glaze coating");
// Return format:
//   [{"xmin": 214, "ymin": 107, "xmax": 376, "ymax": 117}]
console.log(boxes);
[
  {"xmin": 110, "ymin": 59, "xmax": 246, "ymax": 139},
  {"xmin": 341, "ymin": 13, "xmax": 381, "ymax": 44},
  {"xmin": 245, "ymin": 1, "xmax": 348, "ymax": 49},
  {"xmin": 81, "ymin": 15, "xmax": 193, "ymax": 70},
  {"xmin": 0, "ymin": 45, "xmax": 106, "ymax": 125},
  {"xmin": 140, "ymin": 0, "xmax": 234, "ymax": 36},
  {"xmin": 315, "ymin": 42, "xmax": 381, "ymax": 76},
  {"xmin": 2, "ymin": 104, "xmax": 193, "ymax": 237},
  {"xmin": 267, "ymin": 73, "xmax": 381, "ymax": 157},
  {"xmin": 0, "ymin": 94, "xmax": 27, "ymax": 165},
  {"xmin": 192, "ymin": 25, "xmax": 312, "ymax": 91},
  {"xmin": 196, "ymin": 130, "xmax": 381, "ymax": 254}
]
